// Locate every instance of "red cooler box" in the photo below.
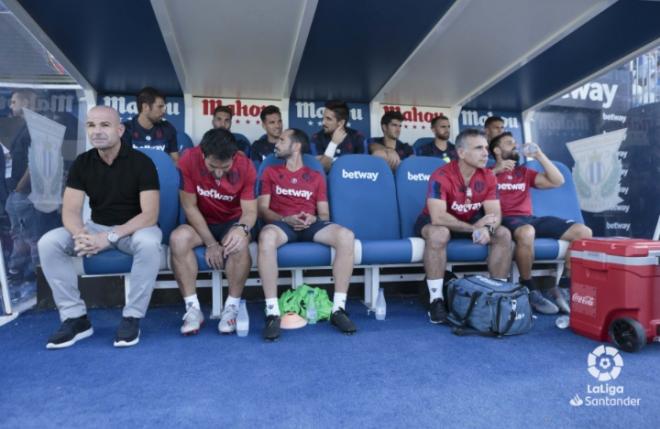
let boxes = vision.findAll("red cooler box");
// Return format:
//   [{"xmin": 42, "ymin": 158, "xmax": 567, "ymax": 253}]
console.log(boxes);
[{"xmin": 570, "ymin": 238, "xmax": 660, "ymax": 352}]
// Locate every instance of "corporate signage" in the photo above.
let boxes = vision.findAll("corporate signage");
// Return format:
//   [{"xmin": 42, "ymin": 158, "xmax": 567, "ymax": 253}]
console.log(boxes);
[
  {"xmin": 459, "ymin": 108, "xmax": 524, "ymax": 143},
  {"xmin": 371, "ymin": 103, "xmax": 450, "ymax": 146},
  {"xmin": 99, "ymin": 94, "xmax": 185, "ymax": 136},
  {"xmin": 289, "ymin": 100, "xmax": 370, "ymax": 142},
  {"xmin": 192, "ymin": 97, "xmax": 283, "ymax": 145}
]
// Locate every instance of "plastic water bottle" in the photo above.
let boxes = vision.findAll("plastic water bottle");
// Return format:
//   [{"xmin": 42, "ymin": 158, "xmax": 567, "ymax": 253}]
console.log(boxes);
[
  {"xmin": 236, "ymin": 299, "xmax": 249, "ymax": 337},
  {"xmin": 555, "ymin": 315, "xmax": 570, "ymax": 329},
  {"xmin": 375, "ymin": 288, "xmax": 387, "ymax": 320},
  {"xmin": 523, "ymin": 142, "xmax": 539, "ymax": 157},
  {"xmin": 306, "ymin": 290, "xmax": 317, "ymax": 324}
]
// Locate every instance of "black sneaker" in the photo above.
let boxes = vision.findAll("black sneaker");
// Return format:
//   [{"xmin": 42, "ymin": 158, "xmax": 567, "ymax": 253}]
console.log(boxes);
[
  {"xmin": 428, "ymin": 298, "xmax": 448, "ymax": 324},
  {"xmin": 46, "ymin": 315, "xmax": 93, "ymax": 349},
  {"xmin": 263, "ymin": 315, "xmax": 281, "ymax": 341},
  {"xmin": 113, "ymin": 317, "xmax": 141, "ymax": 348},
  {"xmin": 331, "ymin": 308, "xmax": 357, "ymax": 335}
]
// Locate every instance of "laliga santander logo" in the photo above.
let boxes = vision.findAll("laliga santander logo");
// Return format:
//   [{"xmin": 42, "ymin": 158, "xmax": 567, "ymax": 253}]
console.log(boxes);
[{"xmin": 588, "ymin": 345, "xmax": 624, "ymax": 382}]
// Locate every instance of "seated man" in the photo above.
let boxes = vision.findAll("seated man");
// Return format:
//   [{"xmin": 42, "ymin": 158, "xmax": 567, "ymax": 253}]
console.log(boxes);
[
  {"xmin": 170, "ymin": 128, "xmax": 257, "ymax": 335},
  {"xmin": 121, "ymin": 87, "xmax": 179, "ymax": 163},
  {"xmin": 313, "ymin": 100, "xmax": 364, "ymax": 172},
  {"xmin": 368, "ymin": 110, "xmax": 413, "ymax": 170},
  {"xmin": 250, "ymin": 105, "xmax": 283, "ymax": 164},
  {"xmin": 257, "ymin": 128, "xmax": 357, "ymax": 341},
  {"xmin": 211, "ymin": 105, "xmax": 251, "ymax": 155},
  {"xmin": 38, "ymin": 106, "xmax": 161, "ymax": 349},
  {"xmin": 484, "ymin": 116, "xmax": 505, "ymax": 143},
  {"xmin": 414, "ymin": 129, "xmax": 512, "ymax": 323},
  {"xmin": 489, "ymin": 132, "xmax": 592, "ymax": 314},
  {"xmin": 418, "ymin": 115, "xmax": 457, "ymax": 163}
]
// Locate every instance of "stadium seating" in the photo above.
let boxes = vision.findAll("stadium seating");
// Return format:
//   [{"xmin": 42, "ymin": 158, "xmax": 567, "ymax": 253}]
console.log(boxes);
[
  {"xmin": 74, "ymin": 150, "xmax": 584, "ymax": 316},
  {"xmin": 176, "ymin": 131, "xmax": 194, "ymax": 154},
  {"xmin": 412, "ymin": 137, "xmax": 434, "ymax": 155}
]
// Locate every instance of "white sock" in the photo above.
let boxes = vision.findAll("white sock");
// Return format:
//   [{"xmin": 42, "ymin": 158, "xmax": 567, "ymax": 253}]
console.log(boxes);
[
  {"xmin": 492, "ymin": 277, "xmax": 508, "ymax": 282},
  {"xmin": 332, "ymin": 292, "xmax": 347, "ymax": 312},
  {"xmin": 225, "ymin": 295, "xmax": 241, "ymax": 308},
  {"xmin": 265, "ymin": 298, "xmax": 280, "ymax": 316},
  {"xmin": 427, "ymin": 278, "xmax": 444, "ymax": 302},
  {"xmin": 184, "ymin": 294, "xmax": 200, "ymax": 310}
]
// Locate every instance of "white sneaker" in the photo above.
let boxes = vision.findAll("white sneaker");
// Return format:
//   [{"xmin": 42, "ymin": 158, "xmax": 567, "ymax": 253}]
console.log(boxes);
[
  {"xmin": 181, "ymin": 305, "xmax": 204, "ymax": 335},
  {"xmin": 218, "ymin": 305, "xmax": 239, "ymax": 334}
]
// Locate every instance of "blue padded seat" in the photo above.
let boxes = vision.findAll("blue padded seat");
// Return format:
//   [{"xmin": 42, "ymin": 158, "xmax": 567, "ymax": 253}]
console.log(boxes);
[
  {"xmin": 328, "ymin": 155, "xmax": 414, "ymax": 264},
  {"xmin": 395, "ymin": 157, "xmax": 491, "ymax": 263},
  {"xmin": 193, "ymin": 153, "xmax": 331, "ymax": 271},
  {"xmin": 526, "ymin": 160, "xmax": 584, "ymax": 260},
  {"xmin": 82, "ymin": 148, "xmax": 179, "ymax": 274},
  {"xmin": 176, "ymin": 131, "xmax": 194, "ymax": 154},
  {"xmin": 412, "ymin": 137, "xmax": 434, "ymax": 156}
]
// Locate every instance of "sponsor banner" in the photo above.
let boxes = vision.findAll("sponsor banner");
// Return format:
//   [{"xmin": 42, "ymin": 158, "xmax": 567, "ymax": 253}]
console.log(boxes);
[
  {"xmin": 550, "ymin": 67, "xmax": 633, "ymax": 115},
  {"xmin": 192, "ymin": 97, "xmax": 283, "ymax": 145},
  {"xmin": 371, "ymin": 103, "xmax": 449, "ymax": 146},
  {"xmin": 459, "ymin": 108, "xmax": 524, "ymax": 143},
  {"xmin": 290, "ymin": 100, "xmax": 370, "ymax": 141},
  {"xmin": 99, "ymin": 94, "xmax": 184, "ymax": 136},
  {"xmin": 0, "ymin": 88, "xmax": 79, "ymax": 117}
]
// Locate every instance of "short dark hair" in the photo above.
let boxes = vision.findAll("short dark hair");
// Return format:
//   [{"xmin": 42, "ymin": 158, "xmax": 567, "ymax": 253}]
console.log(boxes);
[
  {"xmin": 430, "ymin": 114, "xmax": 449, "ymax": 128},
  {"xmin": 324, "ymin": 100, "xmax": 349, "ymax": 124},
  {"xmin": 199, "ymin": 128, "xmax": 237, "ymax": 161},
  {"xmin": 488, "ymin": 131, "xmax": 513, "ymax": 155},
  {"xmin": 260, "ymin": 105, "xmax": 281, "ymax": 121},
  {"xmin": 484, "ymin": 116, "xmax": 504, "ymax": 127},
  {"xmin": 137, "ymin": 87, "xmax": 165, "ymax": 113},
  {"xmin": 455, "ymin": 128, "xmax": 486, "ymax": 150},
  {"xmin": 381, "ymin": 110, "xmax": 404, "ymax": 126},
  {"xmin": 213, "ymin": 105, "xmax": 233, "ymax": 119},
  {"xmin": 288, "ymin": 128, "xmax": 309, "ymax": 153}
]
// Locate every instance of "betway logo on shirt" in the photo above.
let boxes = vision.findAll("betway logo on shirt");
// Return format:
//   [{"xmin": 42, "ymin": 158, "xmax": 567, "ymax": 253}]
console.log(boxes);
[
  {"xmin": 196, "ymin": 185, "xmax": 234, "ymax": 201},
  {"xmin": 134, "ymin": 143, "xmax": 166, "ymax": 151},
  {"xmin": 342, "ymin": 169, "xmax": 379, "ymax": 181},
  {"xmin": 407, "ymin": 172, "xmax": 430, "ymax": 182},
  {"xmin": 275, "ymin": 185, "xmax": 313, "ymax": 200},
  {"xmin": 498, "ymin": 183, "xmax": 526, "ymax": 191},
  {"xmin": 451, "ymin": 201, "xmax": 482, "ymax": 213}
]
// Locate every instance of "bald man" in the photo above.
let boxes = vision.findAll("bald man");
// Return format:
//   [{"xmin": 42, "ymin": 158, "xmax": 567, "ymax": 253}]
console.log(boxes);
[{"xmin": 38, "ymin": 106, "xmax": 162, "ymax": 349}]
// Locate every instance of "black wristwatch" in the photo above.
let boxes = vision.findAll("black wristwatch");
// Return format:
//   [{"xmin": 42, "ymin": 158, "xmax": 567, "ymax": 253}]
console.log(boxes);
[
  {"xmin": 233, "ymin": 223, "xmax": 249, "ymax": 236},
  {"xmin": 487, "ymin": 225, "xmax": 496, "ymax": 236}
]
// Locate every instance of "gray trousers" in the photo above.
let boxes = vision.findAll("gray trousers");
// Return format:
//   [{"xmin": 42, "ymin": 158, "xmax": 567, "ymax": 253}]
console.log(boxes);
[{"xmin": 37, "ymin": 221, "xmax": 162, "ymax": 321}]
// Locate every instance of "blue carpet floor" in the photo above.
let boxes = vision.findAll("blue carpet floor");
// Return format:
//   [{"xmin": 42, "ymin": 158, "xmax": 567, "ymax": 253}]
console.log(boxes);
[{"xmin": 1, "ymin": 298, "xmax": 658, "ymax": 428}]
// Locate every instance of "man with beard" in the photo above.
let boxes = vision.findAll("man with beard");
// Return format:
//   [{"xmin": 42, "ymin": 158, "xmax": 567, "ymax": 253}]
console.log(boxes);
[
  {"xmin": 489, "ymin": 132, "xmax": 592, "ymax": 314},
  {"xmin": 257, "ymin": 128, "xmax": 357, "ymax": 341},
  {"xmin": 312, "ymin": 100, "xmax": 364, "ymax": 173},
  {"xmin": 121, "ymin": 87, "xmax": 179, "ymax": 163},
  {"xmin": 368, "ymin": 111, "xmax": 413, "ymax": 171},
  {"xmin": 415, "ymin": 129, "xmax": 512, "ymax": 324},
  {"xmin": 418, "ymin": 115, "xmax": 457, "ymax": 162},
  {"xmin": 170, "ymin": 128, "xmax": 257, "ymax": 336}
]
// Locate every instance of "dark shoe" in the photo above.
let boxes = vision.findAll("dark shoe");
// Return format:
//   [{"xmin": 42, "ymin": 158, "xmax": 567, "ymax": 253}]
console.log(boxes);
[
  {"xmin": 331, "ymin": 308, "xmax": 357, "ymax": 335},
  {"xmin": 428, "ymin": 298, "xmax": 448, "ymax": 324},
  {"xmin": 263, "ymin": 315, "xmax": 281, "ymax": 341},
  {"xmin": 46, "ymin": 315, "xmax": 93, "ymax": 349},
  {"xmin": 113, "ymin": 317, "xmax": 141, "ymax": 348}
]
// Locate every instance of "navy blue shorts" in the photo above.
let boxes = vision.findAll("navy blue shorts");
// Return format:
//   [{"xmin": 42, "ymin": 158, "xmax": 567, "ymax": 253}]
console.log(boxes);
[
  {"xmin": 269, "ymin": 220, "xmax": 333, "ymax": 243},
  {"xmin": 208, "ymin": 219, "xmax": 254, "ymax": 242},
  {"xmin": 413, "ymin": 214, "xmax": 476, "ymax": 239},
  {"xmin": 502, "ymin": 215, "xmax": 575, "ymax": 240}
]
